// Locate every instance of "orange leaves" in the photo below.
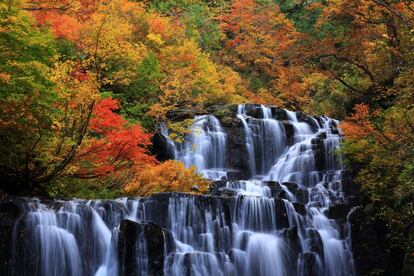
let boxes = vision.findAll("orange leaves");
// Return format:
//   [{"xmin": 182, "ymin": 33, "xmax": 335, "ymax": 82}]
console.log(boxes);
[
  {"xmin": 219, "ymin": 0, "xmax": 301, "ymax": 107},
  {"xmin": 220, "ymin": 0, "xmax": 297, "ymax": 73},
  {"xmin": 0, "ymin": 72, "xmax": 11, "ymax": 82},
  {"xmin": 124, "ymin": 160, "xmax": 209, "ymax": 196},
  {"xmin": 27, "ymin": 0, "xmax": 101, "ymax": 41},
  {"xmin": 32, "ymin": 11, "xmax": 82, "ymax": 41},
  {"xmin": 148, "ymin": 16, "xmax": 169, "ymax": 38},
  {"xmin": 341, "ymin": 104, "xmax": 377, "ymax": 140}
]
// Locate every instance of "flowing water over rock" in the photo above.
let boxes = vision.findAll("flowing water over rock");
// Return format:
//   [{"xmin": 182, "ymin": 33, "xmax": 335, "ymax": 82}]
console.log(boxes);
[{"xmin": 4, "ymin": 104, "xmax": 356, "ymax": 276}]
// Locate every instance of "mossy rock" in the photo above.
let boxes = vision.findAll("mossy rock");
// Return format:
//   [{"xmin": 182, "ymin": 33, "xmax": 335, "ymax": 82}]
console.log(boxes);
[{"xmin": 209, "ymin": 104, "xmax": 238, "ymax": 127}]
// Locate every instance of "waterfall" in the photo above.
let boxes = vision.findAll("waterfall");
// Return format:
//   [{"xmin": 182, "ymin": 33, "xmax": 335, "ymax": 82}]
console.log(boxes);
[
  {"xmin": 6, "ymin": 104, "xmax": 356, "ymax": 276},
  {"xmin": 163, "ymin": 115, "xmax": 227, "ymax": 180}
]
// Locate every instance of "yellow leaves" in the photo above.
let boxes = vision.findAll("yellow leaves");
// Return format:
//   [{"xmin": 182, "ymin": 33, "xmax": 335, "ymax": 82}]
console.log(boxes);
[
  {"xmin": 146, "ymin": 33, "xmax": 164, "ymax": 47},
  {"xmin": 148, "ymin": 37, "xmax": 248, "ymax": 121},
  {"xmin": 51, "ymin": 61, "xmax": 99, "ymax": 103},
  {"xmin": 167, "ymin": 120, "xmax": 193, "ymax": 143}
]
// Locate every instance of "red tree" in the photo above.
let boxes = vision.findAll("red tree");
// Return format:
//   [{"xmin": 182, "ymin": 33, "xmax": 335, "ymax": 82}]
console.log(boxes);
[{"xmin": 73, "ymin": 97, "xmax": 156, "ymax": 179}]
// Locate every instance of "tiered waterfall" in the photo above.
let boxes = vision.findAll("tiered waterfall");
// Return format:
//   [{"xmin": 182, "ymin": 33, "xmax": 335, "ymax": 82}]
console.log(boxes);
[{"xmin": 5, "ymin": 104, "xmax": 356, "ymax": 276}]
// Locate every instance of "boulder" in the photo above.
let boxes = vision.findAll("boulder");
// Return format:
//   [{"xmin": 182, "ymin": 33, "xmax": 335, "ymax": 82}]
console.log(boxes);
[
  {"xmin": 264, "ymin": 181, "xmax": 284, "ymax": 198},
  {"xmin": 271, "ymin": 107, "xmax": 288, "ymax": 120},
  {"xmin": 326, "ymin": 203, "xmax": 350, "ymax": 219},
  {"xmin": 306, "ymin": 228, "xmax": 323, "ymax": 258}
]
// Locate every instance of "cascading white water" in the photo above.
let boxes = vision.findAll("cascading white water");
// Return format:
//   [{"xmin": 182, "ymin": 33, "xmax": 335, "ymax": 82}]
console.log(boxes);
[
  {"xmin": 158, "ymin": 105, "xmax": 354, "ymax": 276},
  {"xmin": 164, "ymin": 115, "xmax": 227, "ymax": 180},
  {"xmin": 236, "ymin": 105, "xmax": 257, "ymax": 177},
  {"xmin": 10, "ymin": 199, "xmax": 149, "ymax": 276},
  {"xmin": 237, "ymin": 105, "xmax": 286, "ymax": 177},
  {"xmin": 9, "ymin": 104, "xmax": 356, "ymax": 276}
]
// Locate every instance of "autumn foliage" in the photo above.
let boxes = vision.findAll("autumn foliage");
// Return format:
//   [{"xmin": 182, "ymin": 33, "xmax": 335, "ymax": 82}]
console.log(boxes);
[{"xmin": 124, "ymin": 160, "xmax": 210, "ymax": 196}]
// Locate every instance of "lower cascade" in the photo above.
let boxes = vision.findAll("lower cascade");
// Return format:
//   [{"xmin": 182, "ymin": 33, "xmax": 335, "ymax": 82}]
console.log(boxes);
[{"xmin": 4, "ymin": 104, "xmax": 356, "ymax": 276}]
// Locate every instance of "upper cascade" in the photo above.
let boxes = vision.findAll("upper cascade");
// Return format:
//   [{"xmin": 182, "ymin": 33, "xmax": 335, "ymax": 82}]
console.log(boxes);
[
  {"xmin": 160, "ymin": 104, "xmax": 343, "ymax": 184},
  {"xmin": 3, "ymin": 104, "xmax": 356, "ymax": 276}
]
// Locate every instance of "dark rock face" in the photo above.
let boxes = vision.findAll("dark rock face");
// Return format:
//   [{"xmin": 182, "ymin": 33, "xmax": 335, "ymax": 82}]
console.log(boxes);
[
  {"xmin": 1, "ymin": 199, "xmax": 48, "ymax": 276},
  {"xmin": 282, "ymin": 182, "xmax": 309, "ymax": 204},
  {"xmin": 340, "ymin": 168, "xmax": 410, "ymax": 276},
  {"xmin": 118, "ymin": 220, "xmax": 166, "ymax": 276},
  {"xmin": 266, "ymin": 181, "xmax": 284, "ymax": 198},
  {"xmin": 245, "ymin": 105, "xmax": 264, "ymax": 119},
  {"xmin": 211, "ymin": 105, "xmax": 239, "ymax": 127},
  {"xmin": 152, "ymin": 132, "xmax": 174, "ymax": 161},
  {"xmin": 275, "ymin": 199, "xmax": 289, "ymax": 229},
  {"xmin": 140, "ymin": 193, "xmax": 171, "ymax": 227},
  {"xmin": 281, "ymin": 226, "xmax": 301, "ymax": 274},
  {"xmin": 296, "ymin": 112, "xmax": 319, "ymax": 132},
  {"xmin": 0, "ymin": 200, "xmax": 20, "ymax": 275},
  {"xmin": 293, "ymin": 202, "xmax": 306, "ymax": 216},
  {"xmin": 282, "ymin": 122, "xmax": 295, "ymax": 146},
  {"xmin": 118, "ymin": 219, "xmax": 144, "ymax": 276},
  {"xmin": 211, "ymin": 187, "xmax": 238, "ymax": 197},
  {"xmin": 311, "ymin": 136, "xmax": 325, "ymax": 171},
  {"xmin": 298, "ymin": 252, "xmax": 321, "ymax": 276},
  {"xmin": 271, "ymin": 107, "xmax": 288, "ymax": 120},
  {"xmin": 223, "ymin": 118, "xmax": 250, "ymax": 179},
  {"xmin": 306, "ymin": 228, "xmax": 324, "ymax": 258}
]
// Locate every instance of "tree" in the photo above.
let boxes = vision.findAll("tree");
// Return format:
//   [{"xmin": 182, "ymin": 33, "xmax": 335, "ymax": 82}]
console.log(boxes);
[
  {"xmin": 301, "ymin": 0, "xmax": 414, "ymax": 113},
  {"xmin": 148, "ymin": 39, "xmax": 245, "ymax": 124},
  {"xmin": 72, "ymin": 97, "xmax": 156, "ymax": 182},
  {"xmin": 219, "ymin": 0, "xmax": 299, "ymax": 107}
]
